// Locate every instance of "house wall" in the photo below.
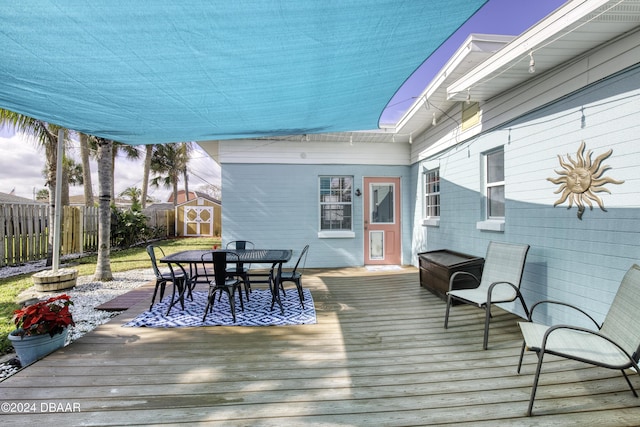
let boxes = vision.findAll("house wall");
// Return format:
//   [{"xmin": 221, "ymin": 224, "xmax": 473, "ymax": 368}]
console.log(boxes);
[
  {"xmin": 412, "ymin": 60, "xmax": 640, "ymax": 324},
  {"xmin": 220, "ymin": 163, "xmax": 413, "ymax": 268}
]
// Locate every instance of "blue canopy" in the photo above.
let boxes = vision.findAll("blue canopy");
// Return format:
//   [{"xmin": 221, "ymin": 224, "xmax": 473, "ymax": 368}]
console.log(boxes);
[{"xmin": 0, "ymin": 1, "xmax": 486, "ymax": 144}]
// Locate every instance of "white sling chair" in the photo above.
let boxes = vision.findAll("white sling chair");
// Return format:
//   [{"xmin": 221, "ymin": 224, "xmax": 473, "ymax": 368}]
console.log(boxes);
[{"xmin": 518, "ymin": 264, "xmax": 640, "ymax": 416}]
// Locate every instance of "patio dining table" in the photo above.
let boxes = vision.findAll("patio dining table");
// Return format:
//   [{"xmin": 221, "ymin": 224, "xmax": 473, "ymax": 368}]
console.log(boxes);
[{"xmin": 160, "ymin": 249, "xmax": 293, "ymax": 314}]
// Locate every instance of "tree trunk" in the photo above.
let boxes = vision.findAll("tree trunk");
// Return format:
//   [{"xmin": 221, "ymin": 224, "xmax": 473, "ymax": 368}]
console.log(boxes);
[
  {"xmin": 141, "ymin": 144, "xmax": 152, "ymax": 209},
  {"xmin": 79, "ymin": 133, "xmax": 94, "ymax": 207},
  {"xmin": 94, "ymin": 138, "xmax": 113, "ymax": 281},
  {"xmin": 61, "ymin": 158, "xmax": 70, "ymax": 207},
  {"xmin": 172, "ymin": 175, "xmax": 179, "ymax": 207},
  {"xmin": 110, "ymin": 146, "xmax": 117, "ymax": 202},
  {"xmin": 44, "ymin": 134, "xmax": 58, "ymax": 267},
  {"xmin": 183, "ymin": 167, "xmax": 189, "ymax": 201}
]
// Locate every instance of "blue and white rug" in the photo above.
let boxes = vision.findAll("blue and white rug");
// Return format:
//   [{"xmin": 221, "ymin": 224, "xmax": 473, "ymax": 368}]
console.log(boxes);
[{"xmin": 123, "ymin": 289, "xmax": 316, "ymax": 328}]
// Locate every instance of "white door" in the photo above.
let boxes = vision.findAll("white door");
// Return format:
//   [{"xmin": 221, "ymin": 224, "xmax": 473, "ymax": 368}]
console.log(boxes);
[{"xmin": 183, "ymin": 205, "xmax": 213, "ymax": 236}]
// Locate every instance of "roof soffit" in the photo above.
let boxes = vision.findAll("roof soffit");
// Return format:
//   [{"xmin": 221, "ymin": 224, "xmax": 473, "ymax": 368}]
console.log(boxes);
[
  {"xmin": 447, "ymin": 0, "xmax": 640, "ymax": 102},
  {"xmin": 392, "ymin": 34, "xmax": 514, "ymax": 136}
]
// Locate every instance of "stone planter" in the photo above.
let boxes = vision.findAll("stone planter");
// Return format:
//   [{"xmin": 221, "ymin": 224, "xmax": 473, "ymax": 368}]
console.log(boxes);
[
  {"xmin": 8, "ymin": 328, "xmax": 69, "ymax": 367},
  {"xmin": 32, "ymin": 268, "xmax": 78, "ymax": 292}
]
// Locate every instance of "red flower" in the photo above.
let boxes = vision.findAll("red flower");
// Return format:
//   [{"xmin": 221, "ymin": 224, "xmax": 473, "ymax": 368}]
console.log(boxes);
[{"xmin": 12, "ymin": 294, "xmax": 75, "ymax": 338}]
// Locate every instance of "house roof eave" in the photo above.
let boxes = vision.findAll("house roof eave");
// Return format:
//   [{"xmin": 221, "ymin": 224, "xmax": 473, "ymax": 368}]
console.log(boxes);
[{"xmin": 447, "ymin": 0, "xmax": 640, "ymax": 102}]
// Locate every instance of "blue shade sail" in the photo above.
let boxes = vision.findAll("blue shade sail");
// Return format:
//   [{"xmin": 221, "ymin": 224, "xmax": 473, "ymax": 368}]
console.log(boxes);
[{"xmin": 0, "ymin": 1, "xmax": 486, "ymax": 145}]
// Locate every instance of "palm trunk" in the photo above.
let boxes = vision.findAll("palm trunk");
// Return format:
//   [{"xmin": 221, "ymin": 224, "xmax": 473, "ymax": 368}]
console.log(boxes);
[
  {"xmin": 94, "ymin": 138, "xmax": 113, "ymax": 281},
  {"xmin": 183, "ymin": 167, "xmax": 189, "ymax": 201},
  {"xmin": 110, "ymin": 146, "xmax": 117, "ymax": 202},
  {"xmin": 79, "ymin": 133, "xmax": 94, "ymax": 207},
  {"xmin": 44, "ymin": 133, "xmax": 58, "ymax": 267},
  {"xmin": 172, "ymin": 178, "xmax": 179, "ymax": 207},
  {"xmin": 141, "ymin": 145, "xmax": 153, "ymax": 209},
  {"xmin": 61, "ymin": 158, "xmax": 70, "ymax": 207}
]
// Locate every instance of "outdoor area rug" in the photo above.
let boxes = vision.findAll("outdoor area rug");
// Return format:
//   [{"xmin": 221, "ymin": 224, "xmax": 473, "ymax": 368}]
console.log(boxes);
[{"xmin": 123, "ymin": 289, "xmax": 316, "ymax": 328}]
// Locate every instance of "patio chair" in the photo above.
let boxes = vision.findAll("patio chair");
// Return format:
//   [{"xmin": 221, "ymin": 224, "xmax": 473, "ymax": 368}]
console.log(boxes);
[
  {"xmin": 444, "ymin": 241, "xmax": 530, "ymax": 350},
  {"xmin": 277, "ymin": 244, "xmax": 309, "ymax": 308},
  {"xmin": 226, "ymin": 240, "xmax": 254, "ymax": 299},
  {"xmin": 146, "ymin": 245, "xmax": 193, "ymax": 314},
  {"xmin": 201, "ymin": 251, "xmax": 244, "ymax": 322},
  {"xmin": 517, "ymin": 264, "xmax": 640, "ymax": 416}
]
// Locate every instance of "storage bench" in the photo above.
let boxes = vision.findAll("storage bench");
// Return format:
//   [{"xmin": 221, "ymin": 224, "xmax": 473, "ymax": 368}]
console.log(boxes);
[{"xmin": 418, "ymin": 250, "xmax": 484, "ymax": 301}]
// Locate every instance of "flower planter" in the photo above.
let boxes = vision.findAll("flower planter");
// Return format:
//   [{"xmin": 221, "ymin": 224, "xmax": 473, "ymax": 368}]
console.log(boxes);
[
  {"xmin": 8, "ymin": 328, "xmax": 69, "ymax": 367},
  {"xmin": 32, "ymin": 268, "xmax": 78, "ymax": 292}
]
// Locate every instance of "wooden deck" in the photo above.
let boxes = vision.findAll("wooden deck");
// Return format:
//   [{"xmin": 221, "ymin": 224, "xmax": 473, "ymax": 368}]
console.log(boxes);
[{"xmin": 2, "ymin": 267, "xmax": 639, "ymax": 426}]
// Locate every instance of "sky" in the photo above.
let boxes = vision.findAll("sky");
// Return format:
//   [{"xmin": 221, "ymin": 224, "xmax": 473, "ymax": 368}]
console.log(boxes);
[{"xmin": 0, "ymin": 127, "xmax": 221, "ymax": 203}]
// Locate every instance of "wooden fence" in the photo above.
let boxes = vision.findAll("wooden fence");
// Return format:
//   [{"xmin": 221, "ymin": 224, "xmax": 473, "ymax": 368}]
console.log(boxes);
[
  {"xmin": 0, "ymin": 204, "xmax": 99, "ymax": 268},
  {"xmin": 145, "ymin": 209, "xmax": 176, "ymax": 238}
]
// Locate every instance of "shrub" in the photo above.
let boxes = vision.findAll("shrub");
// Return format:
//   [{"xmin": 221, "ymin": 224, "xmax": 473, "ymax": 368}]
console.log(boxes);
[{"xmin": 110, "ymin": 206, "xmax": 149, "ymax": 248}]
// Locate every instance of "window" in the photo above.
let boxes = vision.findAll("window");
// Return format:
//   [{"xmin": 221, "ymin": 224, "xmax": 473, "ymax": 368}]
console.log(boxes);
[
  {"xmin": 319, "ymin": 176, "xmax": 353, "ymax": 231},
  {"xmin": 485, "ymin": 148, "xmax": 504, "ymax": 218},
  {"xmin": 424, "ymin": 168, "xmax": 440, "ymax": 218}
]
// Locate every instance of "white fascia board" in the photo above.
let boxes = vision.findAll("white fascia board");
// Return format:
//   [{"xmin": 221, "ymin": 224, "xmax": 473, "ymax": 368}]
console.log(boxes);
[
  {"xmin": 394, "ymin": 34, "xmax": 513, "ymax": 133},
  {"xmin": 425, "ymin": 34, "xmax": 515, "ymax": 100},
  {"xmin": 447, "ymin": 0, "xmax": 611, "ymax": 100}
]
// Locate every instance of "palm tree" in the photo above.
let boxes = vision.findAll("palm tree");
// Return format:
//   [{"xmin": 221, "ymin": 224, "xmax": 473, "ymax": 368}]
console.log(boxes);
[
  {"xmin": 92, "ymin": 136, "xmax": 113, "ymax": 281},
  {"xmin": 40, "ymin": 155, "xmax": 82, "ymax": 206},
  {"xmin": 36, "ymin": 188, "xmax": 49, "ymax": 201},
  {"xmin": 61, "ymin": 156, "xmax": 83, "ymax": 206},
  {"xmin": 78, "ymin": 133, "xmax": 94, "ymax": 207},
  {"xmin": 111, "ymin": 142, "xmax": 140, "ymax": 201},
  {"xmin": 141, "ymin": 144, "xmax": 154, "ymax": 209},
  {"xmin": 119, "ymin": 186, "xmax": 143, "ymax": 210},
  {"xmin": 0, "ymin": 109, "xmax": 63, "ymax": 266},
  {"xmin": 181, "ymin": 142, "xmax": 193, "ymax": 202},
  {"xmin": 150, "ymin": 143, "xmax": 190, "ymax": 206},
  {"xmin": 87, "ymin": 138, "xmax": 141, "ymax": 202}
]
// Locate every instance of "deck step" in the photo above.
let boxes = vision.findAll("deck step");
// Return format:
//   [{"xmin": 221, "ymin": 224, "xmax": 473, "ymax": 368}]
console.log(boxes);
[{"xmin": 94, "ymin": 282, "xmax": 155, "ymax": 311}]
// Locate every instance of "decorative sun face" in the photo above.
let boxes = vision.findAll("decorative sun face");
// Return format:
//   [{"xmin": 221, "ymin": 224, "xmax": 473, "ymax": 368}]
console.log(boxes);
[{"xmin": 547, "ymin": 141, "xmax": 624, "ymax": 219}]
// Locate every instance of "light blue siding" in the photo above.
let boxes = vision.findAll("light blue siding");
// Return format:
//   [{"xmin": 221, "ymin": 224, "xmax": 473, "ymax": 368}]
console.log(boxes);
[
  {"xmin": 414, "ymin": 64, "xmax": 640, "ymax": 323},
  {"xmin": 222, "ymin": 164, "xmax": 412, "ymax": 268}
]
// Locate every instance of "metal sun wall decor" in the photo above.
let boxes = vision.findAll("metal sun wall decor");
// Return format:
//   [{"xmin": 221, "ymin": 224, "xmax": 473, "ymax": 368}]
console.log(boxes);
[{"xmin": 547, "ymin": 141, "xmax": 624, "ymax": 220}]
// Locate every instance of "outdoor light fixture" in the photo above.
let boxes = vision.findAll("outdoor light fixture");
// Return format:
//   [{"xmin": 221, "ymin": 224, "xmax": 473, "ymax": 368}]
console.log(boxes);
[
  {"xmin": 432, "ymin": 112, "xmax": 437, "ymax": 126},
  {"xmin": 466, "ymin": 88, "xmax": 471, "ymax": 104},
  {"xmin": 355, "ymin": 188, "xmax": 362, "ymax": 197},
  {"xmin": 528, "ymin": 51, "xmax": 536, "ymax": 74}
]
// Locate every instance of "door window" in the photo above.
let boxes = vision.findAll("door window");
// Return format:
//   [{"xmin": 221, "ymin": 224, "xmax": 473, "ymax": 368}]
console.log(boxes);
[{"xmin": 370, "ymin": 184, "xmax": 394, "ymax": 224}]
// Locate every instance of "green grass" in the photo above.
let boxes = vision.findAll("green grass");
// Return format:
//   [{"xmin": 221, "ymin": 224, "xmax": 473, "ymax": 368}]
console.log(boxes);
[{"xmin": 0, "ymin": 237, "xmax": 220, "ymax": 355}]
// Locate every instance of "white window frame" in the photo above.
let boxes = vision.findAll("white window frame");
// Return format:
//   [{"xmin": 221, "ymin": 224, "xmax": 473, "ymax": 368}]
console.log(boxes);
[
  {"xmin": 318, "ymin": 176, "xmax": 354, "ymax": 238},
  {"xmin": 477, "ymin": 147, "xmax": 505, "ymax": 232},
  {"xmin": 369, "ymin": 182, "xmax": 396, "ymax": 225},
  {"xmin": 423, "ymin": 168, "xmax": 440, "ymax": 227}
]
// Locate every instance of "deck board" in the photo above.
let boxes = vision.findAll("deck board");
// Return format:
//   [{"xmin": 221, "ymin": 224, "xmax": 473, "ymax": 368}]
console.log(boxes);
[{"xmin": 1, "ymin": 267, "xmax": 639, "ymax": 426}]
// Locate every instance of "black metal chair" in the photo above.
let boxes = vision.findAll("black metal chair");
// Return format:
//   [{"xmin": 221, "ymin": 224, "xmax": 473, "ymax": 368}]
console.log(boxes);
[
  {"xmin": 277, "ymin": 244, "xmax": 309, "ymax": 308},
  {"xmin": 201, "ymin": 251, "xmax": 244, "ymax": 322},
  {"xmin": 146, "ymin": 245, "xmax": 192, "ymax": 314},
  {"xmin": 226, "ymin": 240, "xmax": 254, "ymax": 299}
]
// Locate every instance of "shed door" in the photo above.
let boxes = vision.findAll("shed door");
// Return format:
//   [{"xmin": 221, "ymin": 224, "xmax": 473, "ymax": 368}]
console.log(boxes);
[
  {"xmin": 183, "ymin": 206, "xmax": 213, "ymax": 236},
  {"xmin": 364, "ymin": 177, "xmax": 401, "ymax": 265}
]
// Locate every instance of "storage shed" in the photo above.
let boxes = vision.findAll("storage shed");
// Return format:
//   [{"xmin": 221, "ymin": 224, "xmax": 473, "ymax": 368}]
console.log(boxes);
[{"xmin": 174, "ymin": 192, "xmax": 221, "ymax": 237}]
